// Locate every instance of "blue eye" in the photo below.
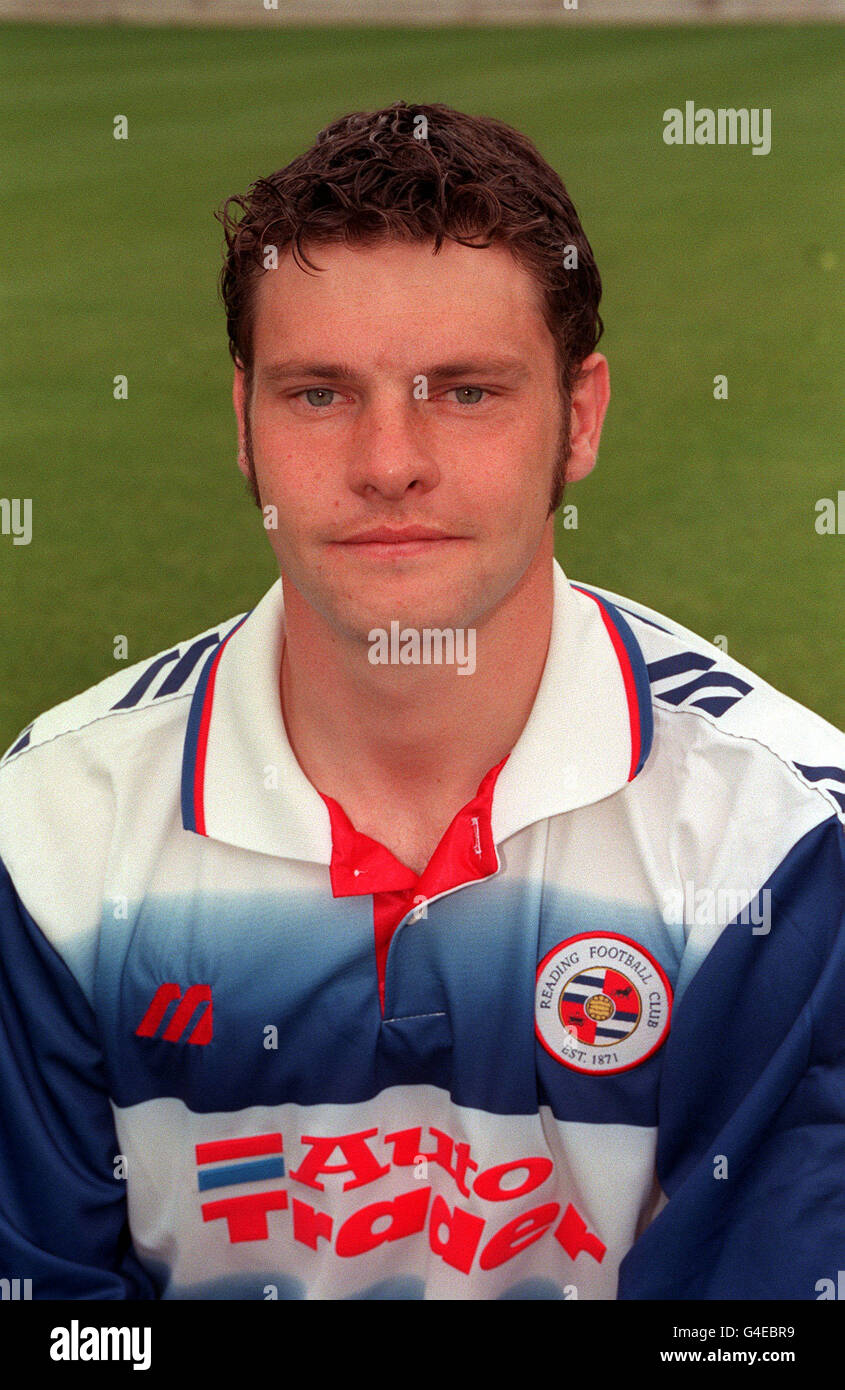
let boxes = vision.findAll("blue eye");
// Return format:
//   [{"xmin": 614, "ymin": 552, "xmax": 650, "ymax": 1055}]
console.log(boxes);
[
  {"xmin": 303, "ymin": 388, "xmax": 336, "ymax": 407},
  {"xmin": 451, "ymin": 387, "xmax": 485, "ymax": 405}
]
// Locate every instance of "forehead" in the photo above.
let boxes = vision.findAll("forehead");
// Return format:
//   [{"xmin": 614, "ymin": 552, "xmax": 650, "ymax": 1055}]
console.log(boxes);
[{"xmin": 249, "ymin": 237, "xmax": 552, "ymax": 365}]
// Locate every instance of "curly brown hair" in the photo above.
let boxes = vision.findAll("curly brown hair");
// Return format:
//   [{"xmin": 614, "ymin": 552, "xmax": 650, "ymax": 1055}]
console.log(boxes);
[{"xmin": 216, "ymin": 101, "xmax": 603, "ymax": 512}]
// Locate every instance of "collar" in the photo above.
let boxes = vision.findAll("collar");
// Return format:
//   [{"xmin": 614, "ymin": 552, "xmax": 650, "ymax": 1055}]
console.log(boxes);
[
  {"xmin": 321, "ymin": 756, "xmax": 507, "ymax": 899},
  {"xmin": 181, "ymin": 560, "xmax": 653, "ymax": 863}
]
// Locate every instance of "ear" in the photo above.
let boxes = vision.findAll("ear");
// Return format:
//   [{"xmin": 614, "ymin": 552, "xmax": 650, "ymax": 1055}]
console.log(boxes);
[
  {"xmin": 233, "ymin": 365, "xmax": 250, "ymax": 480},
  {"xmin": 564, "ymin": 352, "xmax": 610, "ymax": 484}
]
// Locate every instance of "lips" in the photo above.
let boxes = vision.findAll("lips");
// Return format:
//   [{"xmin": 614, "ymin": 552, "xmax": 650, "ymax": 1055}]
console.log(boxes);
[{"xmin": 339, "ymin": 526, "xmax": 457, "ymax": 544}]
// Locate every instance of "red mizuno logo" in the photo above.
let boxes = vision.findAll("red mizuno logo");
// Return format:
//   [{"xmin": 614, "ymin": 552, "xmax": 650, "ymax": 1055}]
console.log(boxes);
[{"xmin": 135, "ymin": 983, "xmax": 213, "ymax": 1045}]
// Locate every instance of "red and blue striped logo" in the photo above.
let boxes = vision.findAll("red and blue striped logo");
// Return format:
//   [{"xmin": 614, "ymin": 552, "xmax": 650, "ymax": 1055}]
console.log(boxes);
[{"xmin": 196, "ymin": 1132, "xmax": 286, "ymax": 1192}]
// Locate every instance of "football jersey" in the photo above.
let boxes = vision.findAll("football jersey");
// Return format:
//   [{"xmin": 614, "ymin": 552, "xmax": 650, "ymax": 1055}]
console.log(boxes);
[{"xmin": 0, "ymin": 560, "xmax": 843, "ymax": 1300}]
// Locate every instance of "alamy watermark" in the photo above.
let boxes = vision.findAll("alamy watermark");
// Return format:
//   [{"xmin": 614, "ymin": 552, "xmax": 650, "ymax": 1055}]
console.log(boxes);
[
  {"xmin": 663, "ymin": 104, "xmax": 771, "ymax": 156},
  {"xmin": 369, "ymin": 623, "xmax": 476, "ymax": 675},
  {"xmin": 816, "ymin": 1271, "xmax": 845, "ymax": 1299},
  {"xmin": 1, "ymin": 1277, "xmax": 32, "ymax": 1299},
  {"xmin": 815, "ymin": 490, "xmax": 845, "ymax": 534},
  {"xmin": 1, "ymin": 497, "xmax": 32, "ymax": 545},
  {"xmin": 50, "ymin": 1321, "xmax": 151, "ymax": 1371},
  {"xmin": 662, "ymin": 883, "xmax": 771, "ymax": 935}
]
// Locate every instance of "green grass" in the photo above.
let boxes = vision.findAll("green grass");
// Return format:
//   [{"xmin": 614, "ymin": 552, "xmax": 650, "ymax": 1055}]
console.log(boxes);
[{"xmin": 1, "ymin": 21, "xmax": 843, "ymax": 747}]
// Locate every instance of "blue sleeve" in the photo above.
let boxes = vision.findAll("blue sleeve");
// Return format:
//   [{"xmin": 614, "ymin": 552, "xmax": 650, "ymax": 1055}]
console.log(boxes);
[
  {"xmin": 618, "ymin": 816, "xmax": 845, "ymax": 1299},
  {"xmin": 0, "ymin": 856, "xmax": 159, "ymax": 1298}
]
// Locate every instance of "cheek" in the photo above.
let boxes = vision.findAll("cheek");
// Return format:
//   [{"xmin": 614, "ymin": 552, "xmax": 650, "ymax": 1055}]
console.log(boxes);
[
  {"xmin": 253, "ymin": 441, "xmax": 332, "ymax": 514},
  {"xmin": 469, "ymin": 439, "xmax": 556, "ymax": 520}
]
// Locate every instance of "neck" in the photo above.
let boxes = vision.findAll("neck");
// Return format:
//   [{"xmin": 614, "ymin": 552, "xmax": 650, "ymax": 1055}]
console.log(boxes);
[{"xmin": 279, "ymin": 530, "xmax": 556, "ymax": 818}]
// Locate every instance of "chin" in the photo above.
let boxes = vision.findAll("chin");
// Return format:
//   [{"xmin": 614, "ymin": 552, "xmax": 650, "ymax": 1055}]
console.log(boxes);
[{"xmin": 341, "ymin": 575, "xmax": 464, "ymax": 623}]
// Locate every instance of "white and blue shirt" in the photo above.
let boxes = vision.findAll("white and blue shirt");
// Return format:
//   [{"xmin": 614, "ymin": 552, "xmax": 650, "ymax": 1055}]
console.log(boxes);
[{"xmin": 1, "ymin": 561, "xmax": 843, "ymax": 1299}]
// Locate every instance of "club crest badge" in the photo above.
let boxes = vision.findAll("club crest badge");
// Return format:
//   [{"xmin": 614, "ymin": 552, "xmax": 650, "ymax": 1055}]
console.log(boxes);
[{"xmin": 535, "ymin": 932, "xmax": 672, "ymax": 1075}]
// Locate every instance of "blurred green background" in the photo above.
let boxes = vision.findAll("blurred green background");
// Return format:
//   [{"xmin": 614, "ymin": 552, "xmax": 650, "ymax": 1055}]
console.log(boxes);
[{"xmin": 1, "ymin": 21, "xmax": 842, "ymax": 747}]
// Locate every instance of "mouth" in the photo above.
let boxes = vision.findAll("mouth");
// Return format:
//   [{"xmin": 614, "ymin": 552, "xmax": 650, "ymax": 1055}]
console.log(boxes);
[{"xmin": 332, "ymin": 526, "xmax": 467, "ymax": 558}]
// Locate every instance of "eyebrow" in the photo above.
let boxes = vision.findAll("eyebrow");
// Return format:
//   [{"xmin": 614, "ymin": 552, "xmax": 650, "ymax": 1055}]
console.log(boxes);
[
  {"xmin": 258, "ymin": 361, "xmax": 359, "ymax": 386},
  {"xmin": 256, "ymin": 356, "xmax": 531, "ymax": 387},
  {"xmin": 423, "ymin": 358, "xmax": 530, "ymax": 385}
]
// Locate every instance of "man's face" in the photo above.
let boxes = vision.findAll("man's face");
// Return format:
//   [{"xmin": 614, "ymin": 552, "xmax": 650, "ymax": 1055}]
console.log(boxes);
[{"xmin": 234, "ymin": 238, "xmax": 568, "ymax": 641}]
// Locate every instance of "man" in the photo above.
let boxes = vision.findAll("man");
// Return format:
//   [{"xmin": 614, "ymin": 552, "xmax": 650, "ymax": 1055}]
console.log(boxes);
[{"xmin": 1, "ymin": 102, "xmax": 842, "ymax": 1301}]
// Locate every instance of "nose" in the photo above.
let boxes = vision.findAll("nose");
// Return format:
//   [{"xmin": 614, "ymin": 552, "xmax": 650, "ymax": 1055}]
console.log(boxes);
[{"xmin": 347, "ymin": 390, "xmax": 441, "ymax": 500}]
